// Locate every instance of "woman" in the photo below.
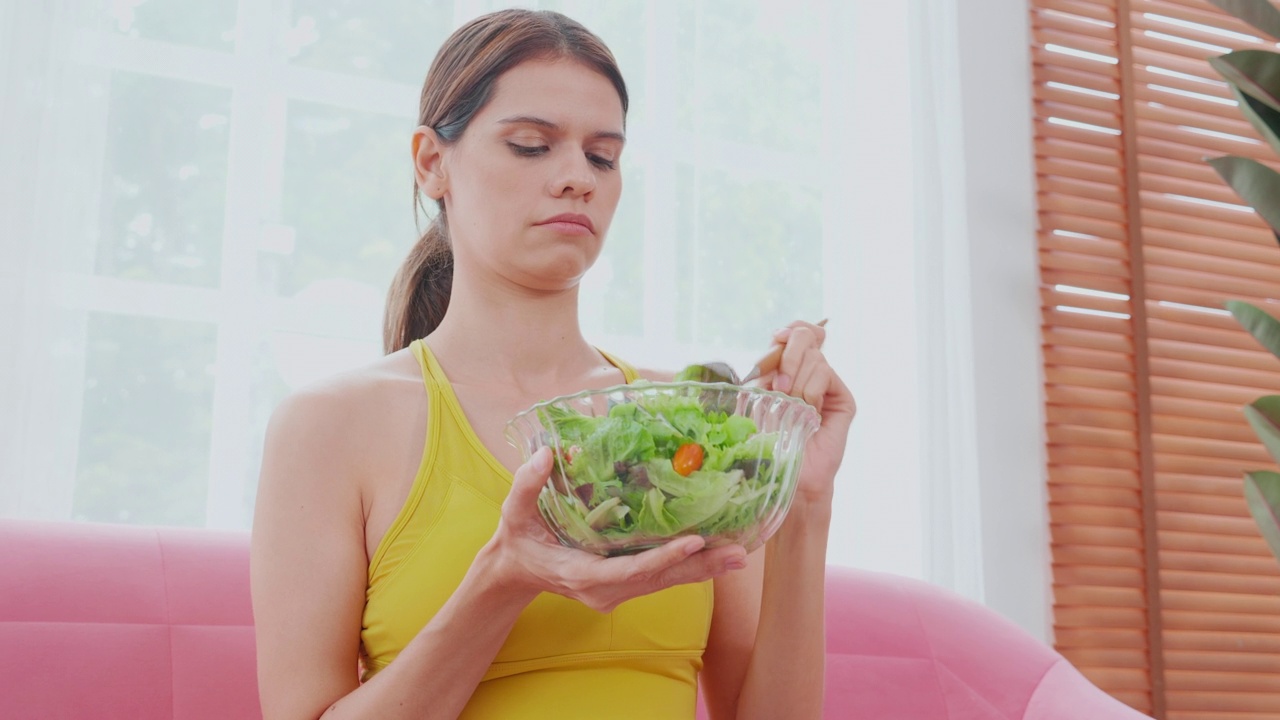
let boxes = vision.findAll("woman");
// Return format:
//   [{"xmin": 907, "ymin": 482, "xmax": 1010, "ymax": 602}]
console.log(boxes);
[{"xmin": 250, "ymin": 9, "xmax": 854, "ymax": 720}]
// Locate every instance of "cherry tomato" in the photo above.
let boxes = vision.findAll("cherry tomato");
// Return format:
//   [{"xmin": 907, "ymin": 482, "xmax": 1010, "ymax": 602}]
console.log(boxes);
[
  {"xmin": 672, "ymin": 443, "xmax": 704, "ymax": 476},
  {"xmin": 561, "ymin": 445, "xmax": 582, "ymax": 465}
]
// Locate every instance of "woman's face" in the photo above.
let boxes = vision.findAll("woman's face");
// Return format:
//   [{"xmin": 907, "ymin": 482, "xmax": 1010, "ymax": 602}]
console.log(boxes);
[{"xmin": 419, "ymin": 58, "xmax": 626, "ymax": 292}]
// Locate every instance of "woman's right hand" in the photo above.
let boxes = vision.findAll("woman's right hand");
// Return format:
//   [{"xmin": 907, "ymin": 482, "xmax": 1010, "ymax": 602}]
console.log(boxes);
[{"xmin": 485, "ymin": 447, "xmax": 748, "ymax": 613}]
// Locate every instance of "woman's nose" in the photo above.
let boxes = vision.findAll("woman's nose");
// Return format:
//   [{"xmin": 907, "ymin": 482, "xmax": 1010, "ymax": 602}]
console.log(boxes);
[{"xmin": 550, "ymin": 151, "xmax": 596, "ymax": 199}]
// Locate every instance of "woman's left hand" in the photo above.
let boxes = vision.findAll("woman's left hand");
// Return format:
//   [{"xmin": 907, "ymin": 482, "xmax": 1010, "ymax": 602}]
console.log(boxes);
[{"xmin": 757, "ymin": 320, "xmax": 856, "ymax": 506}]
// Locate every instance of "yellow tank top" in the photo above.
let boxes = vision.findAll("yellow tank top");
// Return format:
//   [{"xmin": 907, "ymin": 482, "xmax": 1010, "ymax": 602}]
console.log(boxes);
[{"xmin": 360, "ymin": 339, "xmax": 714, "ymax": 719}]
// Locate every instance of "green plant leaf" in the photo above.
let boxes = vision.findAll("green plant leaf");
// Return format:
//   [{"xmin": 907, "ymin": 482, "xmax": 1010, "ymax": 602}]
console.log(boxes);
[
  {"xmin": 1207, "ymin": 156, "xmax": 1280, "ymax": 238},
  {"xmin": 1245, "ymin": 471, "xmax": 1280, "ymax": 562},
  {"xmin": 1246, "ymin": 396, "xmax": 1280, "ymax": 466},
  {"xmin": 1210, "ymin": 51, "xmax": 1280, "ymax": 116},
  {"xmin": 1227, "ymin": 300, "xmax": 1280, "ymax": 359},
  {"xmin": 1232, "ymin": 85, "xmax": 1280, "ymax": 161},
  {"xmin": 1206, "ymin": 0, "xmax": 1280, "ymax": 41}
]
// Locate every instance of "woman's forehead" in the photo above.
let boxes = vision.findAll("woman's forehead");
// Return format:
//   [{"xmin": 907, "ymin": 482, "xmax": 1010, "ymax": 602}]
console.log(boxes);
[{"xmin": 481, "ymin": 59, "xmax": 625, "ymax": 134}]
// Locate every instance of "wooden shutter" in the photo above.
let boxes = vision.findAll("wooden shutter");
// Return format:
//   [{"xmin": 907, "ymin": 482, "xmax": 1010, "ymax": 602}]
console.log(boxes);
[{"xmin": 1033, "ymin": 0, "xmax": 1280, "ymax": 717}]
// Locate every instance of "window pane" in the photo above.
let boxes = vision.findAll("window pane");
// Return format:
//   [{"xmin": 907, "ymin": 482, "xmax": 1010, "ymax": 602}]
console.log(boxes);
[
  {"xmin": 678, "ymin": 0, "xmax": 823, "ymax": 155},
  {"xmin": 284, "ymin": 0, "xmax": 456, "ymax": 86},
  {"xmin": 269, "ymin": 101, "xmax": 416, "ymax": 298},
  {"xmin": 596, "ymin": 160, "xmax": 645, "ymax": 336},
  {"xmin": 687, "ymin": 168, "xmax": 824, "ymax": 347},
  {"xmin": 97, "ymin": 71, "xmax": 231, "ymax": 287},
  {"xmin": 74, "ymin": 313, "xmax": 216, "ymax": 525},
  {"xmin": 109, "ymin": 0, "xmax": 239, "ymax": 52}
]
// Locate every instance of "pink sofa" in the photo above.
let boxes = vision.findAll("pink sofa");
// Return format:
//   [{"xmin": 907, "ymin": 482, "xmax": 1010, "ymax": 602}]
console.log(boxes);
[{"xmin": 0, "ymin": 519, "xmax": 1148, "ymax": 719}]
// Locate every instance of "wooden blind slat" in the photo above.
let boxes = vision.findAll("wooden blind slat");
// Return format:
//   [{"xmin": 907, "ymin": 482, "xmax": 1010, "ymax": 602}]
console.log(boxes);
[
  {"xmin": 1049, "ymin": 404, "xmax": 1137, "ymax": 430},
  {"xmin": 1061, "ymin": 647, "xmax": 1151, "ymax": 668},
  {"xmin": 1163, "ymin": 612, "xmax": 1280, "ymax": 635},
  {"xmin": 1054, "ymin": 543, "xmax": 1145, "ymax": 566},
  {"xmin": 1161, "ymin": 552, "xmax": 1280, "ymax": 577},
  {"xmin": 1056, "ymin": 627, "xmax": 1148, "ymax": 649},
  {"xmin": 1036, "ymin": 63, "xmax": 1123, "ymax": 96},
  {"xmin": 1158, "ymin": 511, "xmax": 1263, "ymax": 537},
  {"xmin": 1152, "ymin": 416, "xmax": 1256, "ymax": 445},
  {"xmin": 1158, "ymin": 492, "xmax": 1254, "ymax": 520},
  {"xmin": 1044, "ymin": 326, "xmax": 1134, "ymax": 353},
  {"xmin": 1135, "ymin": 0, "xmax": 1267, "ymax": 41},
  {"xmin": 1157, "ymin": 473, "xmax": 1250, "ymax": 496},
  {"xmin": 1135, "ymin": 100, "xmax": 1259, "ymax": 141},
  {"xmin": 1046, "ymin": 383, "xmax": 1136, "ymax": 411},
  {"xmin": 1132, "ymin": 67, "xmax": 1232, "ymax": 103},
  {"xmin": 1040, "ymin": 231, "xmax": 1129, "ymax": 260},
  {"xmin": 1153, "ymin": 396, "xmax": 1253, "ymax": 424},
  {"xmin": 1054, "ymin": 523, "xmax": 1145, "ymax": 548},
  {"xmin": 1157, "ymin": 530, "xmax": 1271, "ymax": 558},
  {"xmin": 1040, "ymin": 211, "xmax": 1128, "ymax": 240},
  {"xmin": 1037, "ymin": 136, "xmax": 1124, "ymax": 166},
  {"xmin": 1038, "ymin": 0, "xmax": 1118, "ymax": 23},
  {"xmin": 1165, "ymin": 648, "xmax": 1280, "ymax": 674},
  {"xmin": 1052, "ymin": 483, "xmax": 1143, "ymax": 507},
  {"xmin": 1144, "ymin": 227, "xmax": 1280, "ymax": 269},
  {"xmin": 1051, "ymin": 465, "xmax": 1141, "ymax": 489}
]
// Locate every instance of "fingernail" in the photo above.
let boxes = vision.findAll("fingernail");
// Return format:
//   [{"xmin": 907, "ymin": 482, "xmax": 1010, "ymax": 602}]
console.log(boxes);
[
  {"xmin": 726, "ymin": 557, "xmax": 747, "ymax": 571},
  {"xmin": 773, "ymin": 327, "xmax": 792, "ymax": 342},
  {"xmin": 775, "ymin": 374, "xmax": 792, "ymax": 393},
  {"xmin": 535, "ymin": 447, "xmax": 553, "ymax": 471}
]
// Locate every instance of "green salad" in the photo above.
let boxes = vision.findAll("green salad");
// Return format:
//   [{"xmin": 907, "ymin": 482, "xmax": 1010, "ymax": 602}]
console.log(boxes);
[{"xmin": 537, "ymin": 389, "xmax": 781, "ymax": 549}]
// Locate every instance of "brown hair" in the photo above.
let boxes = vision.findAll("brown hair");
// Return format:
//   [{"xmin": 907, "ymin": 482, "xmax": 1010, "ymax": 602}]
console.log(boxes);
[{"xmin": 382, "ymin": 9, "xmax": 629, "ymax": 354}]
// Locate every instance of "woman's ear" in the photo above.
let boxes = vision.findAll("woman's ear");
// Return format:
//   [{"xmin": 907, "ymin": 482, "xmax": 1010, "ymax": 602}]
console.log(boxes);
[{"xmin": 412, "ymin": 126, "xmax": 448, "ymax": 200}]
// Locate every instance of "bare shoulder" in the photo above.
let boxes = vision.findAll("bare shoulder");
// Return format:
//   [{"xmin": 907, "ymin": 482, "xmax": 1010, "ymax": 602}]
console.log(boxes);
[
  {"xmin": 252, "ymin": 349, "xmax": 424, "ymax": 719},
  {"xmin": 261, "ymin": 348, "xmax": 425, "ymax": 487},
  {"xmin": 269, "ymin": 349, "xmax": 422, "ymax": 437}
]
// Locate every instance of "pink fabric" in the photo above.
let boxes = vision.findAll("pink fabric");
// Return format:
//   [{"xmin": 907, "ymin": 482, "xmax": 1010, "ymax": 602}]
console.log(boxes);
[
  {"xmin": 0, "ymin": 520, "xmax": 258, "ymax": 720},
  {"xmin": 0, "ymin": 519, "xmax": 1148, "ymax": 719}
]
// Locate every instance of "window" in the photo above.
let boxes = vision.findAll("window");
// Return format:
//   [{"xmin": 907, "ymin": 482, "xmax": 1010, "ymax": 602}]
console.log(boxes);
[{"xmin": 3, "ymin": 1, "xmax": 856, "ymax": 547}]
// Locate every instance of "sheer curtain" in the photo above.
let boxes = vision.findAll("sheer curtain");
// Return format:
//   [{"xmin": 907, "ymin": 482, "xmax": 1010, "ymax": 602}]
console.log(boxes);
[{"xmin": 0, "ymin": 0, "xmax": 1042, "ymax": 629}]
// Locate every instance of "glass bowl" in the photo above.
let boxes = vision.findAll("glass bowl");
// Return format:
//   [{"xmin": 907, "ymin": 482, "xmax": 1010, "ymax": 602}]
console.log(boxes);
[{"xmin": 504, "ymin": 381, "xmax": 821, "ymax": 557}]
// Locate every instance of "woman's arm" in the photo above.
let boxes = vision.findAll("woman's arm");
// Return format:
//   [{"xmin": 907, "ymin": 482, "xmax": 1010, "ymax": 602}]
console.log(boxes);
[
  {"xmin": 252, "ymin": 385, "xmax": 744, "ymax": 720},
  {"xmin": 700, "ymin": 321, "xmax": 855, "ymax": 720},
  {"xmin": 700, "ymin": 504, "xmax": 830, "ymax": 720}
]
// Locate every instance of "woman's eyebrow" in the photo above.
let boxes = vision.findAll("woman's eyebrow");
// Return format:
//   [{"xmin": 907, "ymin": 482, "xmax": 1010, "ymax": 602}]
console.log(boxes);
[{"xmin": 497, "ymin": 115, "xmax": 625, "ymax": 142}]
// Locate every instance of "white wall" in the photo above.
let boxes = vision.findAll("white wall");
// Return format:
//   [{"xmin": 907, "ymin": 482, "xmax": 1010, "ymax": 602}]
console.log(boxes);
[
  {"xmin": 949, "ymin": 0, "xmax": 1050, "ymax": 640},
  {"xmin": 828, "ymin": 0, "xmax": 1049, "ymax": 644}
]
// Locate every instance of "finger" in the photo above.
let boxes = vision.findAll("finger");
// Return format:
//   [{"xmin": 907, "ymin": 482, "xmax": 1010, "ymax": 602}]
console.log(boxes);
[
  {"xmin": 776, "ymin": 329, "xmax": 818, "ymax": 394},
  {"xmin": 773, "ymin": 321, "xmax": 827, "ymax": 349},
  {"xmin": 603, "ymin": 534, "xmax": 706, "ymax": 585},
  {"xmin": 649, "ymin": 544, "xmax": 749, "ymax": 590},
  {"xmin": 795, "ymin": 362, "xmax": 831, "ymax": 414},
  {"xmin": 502, "ymin": 447, "xmax": 554, "ymax": 520}
]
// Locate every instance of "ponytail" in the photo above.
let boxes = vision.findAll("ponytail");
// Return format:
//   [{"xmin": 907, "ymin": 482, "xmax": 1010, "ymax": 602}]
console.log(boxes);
[{"xmin": 382, "ymin": 209, "xmax": 453, "ymax": 354}]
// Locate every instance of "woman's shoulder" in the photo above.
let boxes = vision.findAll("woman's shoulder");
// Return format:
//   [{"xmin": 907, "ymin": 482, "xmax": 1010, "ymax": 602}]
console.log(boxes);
[{"xmin": 264, "ymin": 348, "xmax": 425, "ymax": 468}]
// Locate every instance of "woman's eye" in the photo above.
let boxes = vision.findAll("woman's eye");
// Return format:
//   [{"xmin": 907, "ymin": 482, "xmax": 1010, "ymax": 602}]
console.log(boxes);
[
  {"xmin": 508, "ymin": 143, "xmax": 548, "ymax": 157},
  {"xmin": 588, "ymin": 154, "xmax": 616, "ymax": 171}
]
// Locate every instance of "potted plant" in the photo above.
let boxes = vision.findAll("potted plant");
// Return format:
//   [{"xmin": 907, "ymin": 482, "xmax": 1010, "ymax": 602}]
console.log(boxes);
[{"xmin": 1205, "ymin": 0, "xmax": 1280, "ymax": 559}]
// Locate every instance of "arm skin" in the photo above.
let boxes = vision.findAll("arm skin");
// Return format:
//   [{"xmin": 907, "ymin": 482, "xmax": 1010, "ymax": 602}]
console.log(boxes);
[{"xmin": 699, "ymin": 321, "xmax": 854, "ymax": 720}]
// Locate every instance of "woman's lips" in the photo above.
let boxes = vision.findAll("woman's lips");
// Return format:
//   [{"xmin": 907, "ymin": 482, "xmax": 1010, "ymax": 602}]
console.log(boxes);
[{"xmin": 537, "ymin": 213, "xmax": 595, "ymax": 235}]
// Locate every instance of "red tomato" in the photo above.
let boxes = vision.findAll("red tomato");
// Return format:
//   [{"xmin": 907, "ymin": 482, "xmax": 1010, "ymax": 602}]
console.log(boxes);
[{"xmin": 672, "ymin": 443, "xmax": 704, "ymax": 476}]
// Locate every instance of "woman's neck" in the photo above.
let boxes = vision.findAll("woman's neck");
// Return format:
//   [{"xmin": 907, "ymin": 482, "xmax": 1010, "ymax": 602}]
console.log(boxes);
[{"xmin": 426, "ymin": 270, "xmax": 604, "ymax": 389}]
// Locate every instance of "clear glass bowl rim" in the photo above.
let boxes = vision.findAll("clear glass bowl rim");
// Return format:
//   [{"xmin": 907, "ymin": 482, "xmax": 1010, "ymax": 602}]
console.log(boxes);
[{"xmin": 505, "ymin": 380, "xmax": 821, "ymax": 437}]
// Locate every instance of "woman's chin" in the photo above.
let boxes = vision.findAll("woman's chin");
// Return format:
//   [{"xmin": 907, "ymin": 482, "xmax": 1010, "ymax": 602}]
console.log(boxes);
[{"xmin": 523, "ymin": 250, "xmax": 600, "ymax": 291}]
